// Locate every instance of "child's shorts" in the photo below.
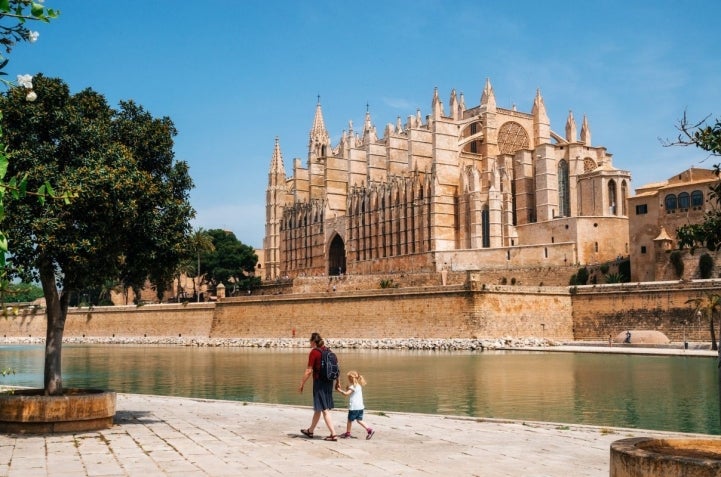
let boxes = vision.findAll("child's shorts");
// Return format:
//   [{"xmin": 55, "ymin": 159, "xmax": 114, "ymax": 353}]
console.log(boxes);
[{"xmin": 347, "ymin": 409, "xmax": 364, "ymax": 421}]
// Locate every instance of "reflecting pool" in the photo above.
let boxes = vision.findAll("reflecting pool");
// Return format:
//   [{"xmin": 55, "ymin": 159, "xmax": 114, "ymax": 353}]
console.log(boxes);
[{"xmin": 1, "ymin": 345, "xmax": 718, "ymax": 434}]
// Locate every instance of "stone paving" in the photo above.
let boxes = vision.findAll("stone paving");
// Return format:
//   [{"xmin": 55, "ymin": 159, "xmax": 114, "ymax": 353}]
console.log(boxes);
[{"xmin": 0, "ymin": 392, "xmax": 714, "ymax": 477}]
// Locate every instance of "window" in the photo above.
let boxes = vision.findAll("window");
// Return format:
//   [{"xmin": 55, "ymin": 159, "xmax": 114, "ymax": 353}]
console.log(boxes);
[
  {"xmin": 664, "ymin": 194, "xmax": 677, "ymax": 212},
  {"xmin": 641, "ymin": 246, "xmax": 647, "ymax": 254},
  {"xmin": 608, "ymin": 180, "xmax": 617, "ymax": 215},
  {"xmin": 678, "ymin": 192, "xmax": 690, "ymax": 210},
  {"xmin": 558, "ymin": 160, "xmax": 570, "ymax": 217},
  {"xmin": 691, "ymin": 190, "xmax": 704, "ymax": 208},
  {"xmin": 635, "ymin": 204, "xmax": 648, "ymax": 215}
]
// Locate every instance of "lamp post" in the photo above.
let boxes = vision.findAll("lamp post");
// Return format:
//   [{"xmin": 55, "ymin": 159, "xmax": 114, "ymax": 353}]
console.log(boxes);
[{"xmin": 683, "ymin": 320, "xmax": 688, "ymax": 350}]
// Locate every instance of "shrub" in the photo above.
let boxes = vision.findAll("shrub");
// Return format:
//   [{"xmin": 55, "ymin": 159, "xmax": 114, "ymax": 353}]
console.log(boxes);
[
  {"xmin": 575, "ymin": 267, "xmax": 589, "ymax": 285},
  {"xmin": 699, "ymin": 253, "xmax": 714, "ymax": 279},
  {"xmin": 605, "ymin": 272, "xmax": 624, "ymax": 283},
  {"xmin": 618, "ymin": 259, "xmax": 631, "ymax": 282},
  {"xmin": 600, "ymin": 264, "xmax": 610, "ymax": 274},
  {"xmin": 670, "ymin": 250, "xmax": 685, "ymax": 278},
  {"xmin": 379, "ymin": 279, "xmax": 397, "ymax": 289}
]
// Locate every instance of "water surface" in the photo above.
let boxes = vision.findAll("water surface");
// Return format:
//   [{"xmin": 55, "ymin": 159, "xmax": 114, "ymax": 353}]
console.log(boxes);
[{"xmin": 1, "ymin": 345, "xmax": 718, "ymax": 434}]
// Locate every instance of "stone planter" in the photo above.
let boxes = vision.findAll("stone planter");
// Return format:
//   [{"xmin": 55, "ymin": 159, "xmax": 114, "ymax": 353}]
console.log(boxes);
[
  {"xmin": 0, "ymin": 388, "xmax": 116, "ymax": 433},
  {"xmin": 611, "ymin": 437, "xmax": 721, "ymax": 477}
]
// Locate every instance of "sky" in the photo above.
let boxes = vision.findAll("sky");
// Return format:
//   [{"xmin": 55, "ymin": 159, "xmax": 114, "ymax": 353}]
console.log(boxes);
[{"xmin": 7, "ymin": 0, "xmax": 721, "ymax": 248}]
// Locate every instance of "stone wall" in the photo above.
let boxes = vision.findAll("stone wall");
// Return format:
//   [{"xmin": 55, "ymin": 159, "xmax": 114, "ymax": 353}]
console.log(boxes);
[
  {"xmin": 211, "ymin": 284, "xmax": 573, "ymax": 340},
  {"xmin": 571, "ymin": 279, "xmax": 721, "ymax": 342},
  {"xmin": 0, "ymin": 304, "xmax": 215, "ymax": 338},
  {"xmin": 1, "ymin": 279, "xmax": 719, "ymax": 343}
]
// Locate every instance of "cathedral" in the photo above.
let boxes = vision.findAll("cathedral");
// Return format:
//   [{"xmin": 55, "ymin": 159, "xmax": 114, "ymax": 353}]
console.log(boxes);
[{"xmin": 264, "ymin": 80, "xmax": 631, "ymax": 280}]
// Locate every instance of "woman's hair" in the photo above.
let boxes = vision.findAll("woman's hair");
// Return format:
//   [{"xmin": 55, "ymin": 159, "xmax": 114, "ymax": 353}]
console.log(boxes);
[
  {"xmin": 309, "ymin": 332, "xmax": 324, "ymax": 348},
  {"xmin": 347, "ymin": 370, "xmax": 366, "ymax": 386}
]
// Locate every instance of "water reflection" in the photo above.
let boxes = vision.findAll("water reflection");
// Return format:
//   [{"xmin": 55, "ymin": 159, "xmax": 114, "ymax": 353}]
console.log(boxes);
[{"xmin": 1, "ymin": 345, "xmax": 718, "ymax": 434}]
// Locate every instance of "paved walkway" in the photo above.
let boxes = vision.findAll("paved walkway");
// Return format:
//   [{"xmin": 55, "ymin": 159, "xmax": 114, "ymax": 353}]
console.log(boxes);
[{"xmin": 0, "ymin": 392, "xmax": 715, "ymax": 477}]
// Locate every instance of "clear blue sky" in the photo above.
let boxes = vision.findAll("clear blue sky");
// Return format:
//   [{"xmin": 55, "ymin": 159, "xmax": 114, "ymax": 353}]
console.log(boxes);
[{"xmin": 8, "ymin": 0, "xmax": 721, "ymax": 248}]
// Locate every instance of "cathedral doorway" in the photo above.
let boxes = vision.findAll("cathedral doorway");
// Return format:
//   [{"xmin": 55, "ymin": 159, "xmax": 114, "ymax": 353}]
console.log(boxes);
[{"xmin": 328, "ymin": 234, "xmax": 346, "ymax": 276}]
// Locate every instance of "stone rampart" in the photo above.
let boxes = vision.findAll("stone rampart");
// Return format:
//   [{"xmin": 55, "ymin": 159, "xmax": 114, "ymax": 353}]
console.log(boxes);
[
  {"xmin": 571, "ymin": 279, "xmax": 721, "ymax": 342},
  {"xmin": 0, "ymin": 278, "xmax": 718, "ymax": 343}
]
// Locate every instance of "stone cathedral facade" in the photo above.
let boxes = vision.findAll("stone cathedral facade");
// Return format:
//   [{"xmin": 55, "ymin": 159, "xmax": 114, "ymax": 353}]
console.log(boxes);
[{"xmin": 264, "ymin": 80, "xmax": 631, "ymax": 281}]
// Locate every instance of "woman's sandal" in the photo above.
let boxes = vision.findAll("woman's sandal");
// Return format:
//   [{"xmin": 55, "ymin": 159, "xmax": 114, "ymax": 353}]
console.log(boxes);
[
  {"xmin": 300, "ymin": 428, "xmax": 313, "ymax": 438},
  {"xmin": 324, "ymin": 435, "xmax": 338, "ymax": 441}
]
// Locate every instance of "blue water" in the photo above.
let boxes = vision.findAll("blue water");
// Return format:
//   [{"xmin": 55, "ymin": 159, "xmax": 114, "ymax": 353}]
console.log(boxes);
[{"xmin": 1, "ymin": 345, "xmax": 718, "ymax": 434}]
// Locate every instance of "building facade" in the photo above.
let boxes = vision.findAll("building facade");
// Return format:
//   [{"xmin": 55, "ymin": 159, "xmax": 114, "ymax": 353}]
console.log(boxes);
[
  {"xmin": 264, "ymin": 80, "xmax": 631, "ymax": 280},
  {"xmin": 628, "ymin": 167, "xmax": 719, "ymax": 282}
]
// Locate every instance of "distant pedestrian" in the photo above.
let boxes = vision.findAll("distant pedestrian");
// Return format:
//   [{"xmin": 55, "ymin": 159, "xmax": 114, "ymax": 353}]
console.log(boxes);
[
  {"xmin": 624, "ymin": 331, "xmax": 631, "ymax": 343},
  {"xmin": 336, "ymin": 370, "xmax": 374, "ymax": 439},
  {"xmin": 298, "ymin": 332, "xmax": 337, "ymax": 441}
]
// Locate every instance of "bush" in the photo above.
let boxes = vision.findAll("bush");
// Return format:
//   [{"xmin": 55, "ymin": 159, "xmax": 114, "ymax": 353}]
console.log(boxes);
[
  {"xmin": 600, "ymin": 264, "xmax": 610, "ymax": 274},
  {"xmin": 699, "ymin": 253, "xmax": 714, "ymax": 279},
  {"xmin": 670, "ymin": 250, "xmax": 685, "ymax": 277},
  {"xmin": 605, "ymin": 272, "xmax": 624, "ymax": 283},
  {"xmin": 575, "ymin": 267, "xmax": 589, "ymax": 285},
  {"xmin": 618, "ymin": 259, "xmax": 631, "ymax": 282}
]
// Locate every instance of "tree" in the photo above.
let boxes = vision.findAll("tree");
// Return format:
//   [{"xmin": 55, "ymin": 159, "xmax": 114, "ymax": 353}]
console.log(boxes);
[
  {"xmin": 200, "ymin": 229, "xmax": 258, "ymax": 294},
  {"xmin": 686, "ymin": 293, "xmax": 721, "ymax": 351},
  {"xmin": 0, "ymin": 75, "xmax": 194, "ymax": 395},
  {"xmin": 670, "ymin": 112, "xmax": 721, "ymax": 427},
  {"xmin": 670, "ymin": 114, "xmax": 721, "ymax": 252},
  {"xmin": 188, "ymin": 228, "xmax": 215, "ymax": 302},
  {"xmin": 2, "ymin": 281, "xmax": 43, "ymax": 302}
]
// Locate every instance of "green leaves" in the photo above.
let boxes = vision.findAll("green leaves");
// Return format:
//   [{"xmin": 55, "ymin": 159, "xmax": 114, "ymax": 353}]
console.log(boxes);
[{"xmin": 0, "ymin": 75, "xmax": 194, "ymax": 298}]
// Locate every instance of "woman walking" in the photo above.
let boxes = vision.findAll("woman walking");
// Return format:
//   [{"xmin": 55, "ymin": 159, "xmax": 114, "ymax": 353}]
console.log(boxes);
[{"xmin": 298, "ymin": 332, "xmax": 337, "ymax": 441}]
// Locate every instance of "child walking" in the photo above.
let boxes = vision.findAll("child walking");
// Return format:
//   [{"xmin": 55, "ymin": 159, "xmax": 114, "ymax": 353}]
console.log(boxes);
[{"xmin": 335, "ymin": 370, "xmax": 375, "ymax": 439}]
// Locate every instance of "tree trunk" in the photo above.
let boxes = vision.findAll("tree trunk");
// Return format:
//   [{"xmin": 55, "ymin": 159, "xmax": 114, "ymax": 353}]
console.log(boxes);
[
  {"xmin": 39, "ymin": 259, "xmax": 68, "ymax": 396},
  {"xmin": 711, "ymin": 316, "xmax": 718, "ymax": 351}
]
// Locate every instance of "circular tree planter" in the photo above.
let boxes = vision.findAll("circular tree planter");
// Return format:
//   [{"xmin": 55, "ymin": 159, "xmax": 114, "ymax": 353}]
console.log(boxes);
[
  {"xmin": 0, "ymin": 388, "xmax": 116, "ymax": 433},
  {"xmin": 611, "ymin": 437, "xmax": 721, "ymax": 477}
]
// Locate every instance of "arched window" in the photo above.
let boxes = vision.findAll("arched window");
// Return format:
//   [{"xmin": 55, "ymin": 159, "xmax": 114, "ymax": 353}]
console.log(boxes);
[
  {"xmin": 482, "ymin": 205, "xmax": 490, "ymax": 248},
  {"xmin": 678, "ymin": 192, "xmax": 690, "ymax": 210},
  {"xmin": 691, "ymin": 190, "xmax": 704, "ymax": 208},
  {"xmin": 558, "ymin": 160, "xmax": 570, "ymax": 217},
  {"xmin": 621, "ymin": 180, "xmax": 628, "ymax": 216},
  {"xmin": 664, "ymin": 194, "xmax": 677, "ymax": 212},
  {"xmin": 608, "ymin": 179, "xmax": 617, "ymax": 215}
]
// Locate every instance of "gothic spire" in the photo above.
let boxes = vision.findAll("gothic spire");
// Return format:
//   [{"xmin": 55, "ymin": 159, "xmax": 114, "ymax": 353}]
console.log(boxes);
[
  {"xmin": 308, "ymin": 97, "xmax": 331, "ymax": 162},
  {"xmin": 580, "ymin": 114, "xmax": 591, "ymax": 145},
  {"xmin": 432, "ymin": 86, "xmax": 443, "ymax": 119},
  {"xmin": 480, "ymin": 78, "xmax": 496, "ymax": 112},
  {"xmin": 531, "ymin": 88, "xmax": 548, "ymax": 123},
  {"xmin": 532, "ymin": 88, "xmax": 550, "ymax": 143},
  {"xmin": 270, "ymin": 136, "xmax": 285, "ymax": 176},
  {"xmin": 565, "ymin": 110, "xmax": 577, "ymax": 142}
]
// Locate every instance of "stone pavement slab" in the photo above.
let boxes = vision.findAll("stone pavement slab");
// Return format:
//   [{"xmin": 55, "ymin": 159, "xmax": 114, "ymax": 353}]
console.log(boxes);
[{"xmin": 0, "ymin": 392, "xmax": 714, "ymax": 476}]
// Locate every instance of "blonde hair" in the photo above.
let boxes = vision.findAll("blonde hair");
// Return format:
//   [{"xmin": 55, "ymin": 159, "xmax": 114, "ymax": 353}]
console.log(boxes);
[{"xmin": 346, "ymin": 370, "xmax": 366, "ymax": 386}]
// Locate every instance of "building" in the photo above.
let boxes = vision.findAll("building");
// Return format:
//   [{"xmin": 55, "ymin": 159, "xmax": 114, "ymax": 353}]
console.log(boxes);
[
  {"xmin": 628, "ymin": 167, "xmax": 719, "ymax": 281},
  {"xmin": 264, "ymin": 80, "xmax": 631, "ymax": 280}
]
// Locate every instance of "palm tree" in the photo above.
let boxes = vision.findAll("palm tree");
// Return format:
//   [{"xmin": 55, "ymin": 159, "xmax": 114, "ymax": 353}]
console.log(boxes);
[
  {"xmin": 686, "ymin": 292, "xmax": 721, "ymax": 350},
  {"xmin": 188, "ymin": 228, "xmax": 215, "ymax": 302}
]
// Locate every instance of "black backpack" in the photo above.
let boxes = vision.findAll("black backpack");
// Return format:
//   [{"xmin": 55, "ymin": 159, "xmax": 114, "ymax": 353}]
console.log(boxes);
[{"xmin": 320, "ymin": 348, "xmax": 340, "ymax": 381}]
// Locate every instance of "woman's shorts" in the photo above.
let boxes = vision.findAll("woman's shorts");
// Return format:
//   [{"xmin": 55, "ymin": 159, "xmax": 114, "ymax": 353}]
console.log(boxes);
[{"xmin": 347, "ymin": 409, "xmax": 364, "ymax": 421}]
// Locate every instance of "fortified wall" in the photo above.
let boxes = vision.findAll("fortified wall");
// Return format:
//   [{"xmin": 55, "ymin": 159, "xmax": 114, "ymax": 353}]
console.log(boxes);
[{"xmin": 1, "ymin": 277, "xmax": 719, "ymax": 343}]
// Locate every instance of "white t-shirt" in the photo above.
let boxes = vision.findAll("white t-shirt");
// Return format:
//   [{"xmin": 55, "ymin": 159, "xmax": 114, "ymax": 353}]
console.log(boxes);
[{"xmin": 348, "ymin": 383, "xmax": 364, "ymax": 410}]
